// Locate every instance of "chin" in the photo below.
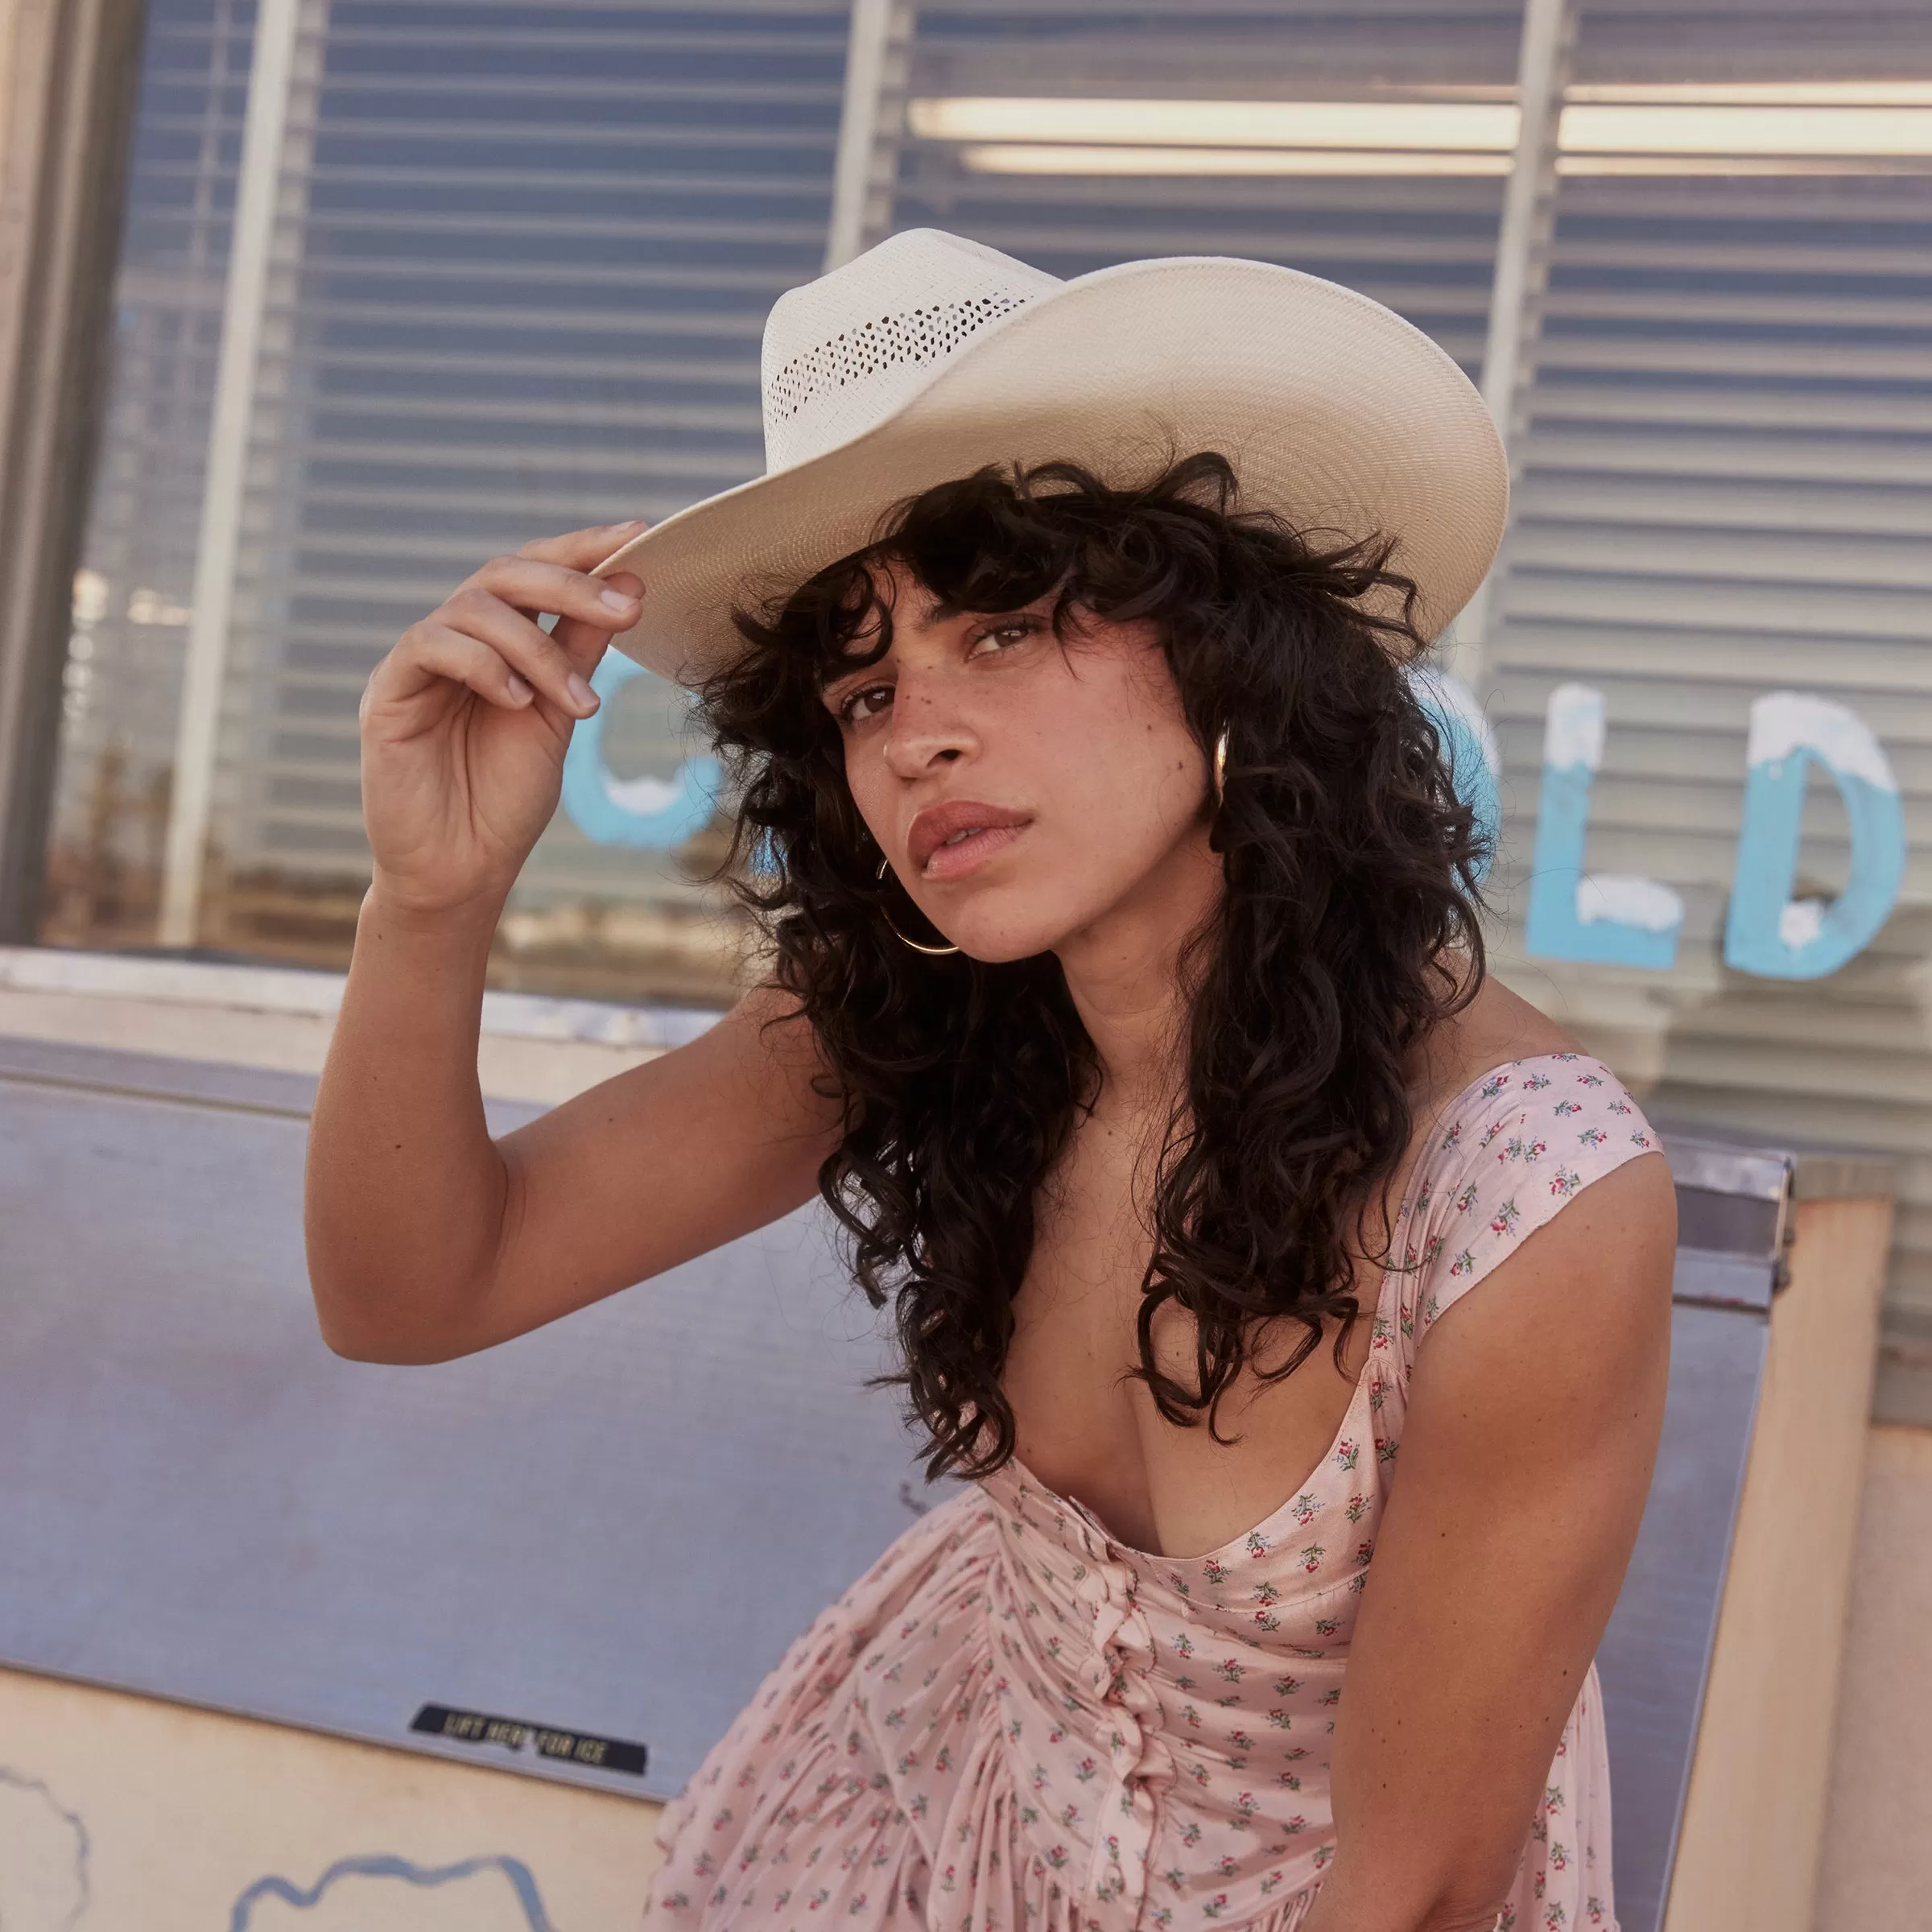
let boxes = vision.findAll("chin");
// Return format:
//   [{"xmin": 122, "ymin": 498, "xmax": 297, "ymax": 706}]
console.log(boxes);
[
  {"xmin": 952, "ymin": 931, "xmax": 1059, "ymax": 966},
  {"xmin": 927, "ymin": 889, "xmax": 1092, "ymax": 965}
]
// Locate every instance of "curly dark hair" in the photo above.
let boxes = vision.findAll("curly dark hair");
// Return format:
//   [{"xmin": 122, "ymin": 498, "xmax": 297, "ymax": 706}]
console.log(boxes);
[{"xmin": 700, "ymin": 452, "xmax": 1488, "ymax": 1481}]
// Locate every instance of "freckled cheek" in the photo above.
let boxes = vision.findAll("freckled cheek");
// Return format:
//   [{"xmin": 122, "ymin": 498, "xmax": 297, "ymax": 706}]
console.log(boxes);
[
  {"xmin": 1036, "ymin": 733, "xmax": 1179, "ymax": 847},
  {"xmin": 841, "ymin": 741, "xmax": 893, "ymax": 844}
]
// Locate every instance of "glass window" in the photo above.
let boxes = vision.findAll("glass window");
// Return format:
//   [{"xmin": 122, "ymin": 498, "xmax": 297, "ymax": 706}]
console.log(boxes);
[
  {"xmin": 50, "ymin": 0, "xmax": 251, "ymax": 956},
  {"xmin": 46, "ymin": 0, "xmax": 854, "ymax": 1004},
  {"xmin": 44, "ymin": 0, "xmax": 1520, "ymax": 1008},
  {"xmin": 37, "ymin": 0, "xmax": 1932, "ymax": 1389}
]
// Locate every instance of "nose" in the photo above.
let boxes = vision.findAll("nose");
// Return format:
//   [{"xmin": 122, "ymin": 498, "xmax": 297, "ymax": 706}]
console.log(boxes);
[{"xmin": 881, "ymin": 677, "xmax": 977, "ymax": 782}]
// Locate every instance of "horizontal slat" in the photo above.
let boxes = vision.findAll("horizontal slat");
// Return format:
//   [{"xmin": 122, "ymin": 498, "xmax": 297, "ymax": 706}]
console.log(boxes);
[
  {"xmin": 1488, "ymin": 669, "xmax": 1932, "ymax": 747},
  {"xmin": 1513, "ymin": 474, "xmax": 1932, "ymax": 535},
  {"xmin": 1517, "ymin": 427, "xmax": 1932, "ymax": 485},
  {"xmin": 1503, "ymin": 571, "xmax": 1932, "ymax": 642},
  {"xmin": 1530, "ymin": 382, "xmax": 1932, "ymax": 435},
  {"xmin": 295, "ymin": 398, "xmax": 764, "ymax": 437},
  {"xmin": 1495, "ymin": 622, "xmax": 1932, "ymax": 692},
  {"xmin": 1505, "ymin": 522, "xmax": 1932, "ymax": 590},
  {"xmin": 255, "ymin": 292, "xmax": 775, "ymax": 331},
  {"xmin": 1538, "ymin": 335, "xmax": 1932, "ymax": 381},
  {"xmin": 1550, "ymin": 237, "xmax": 1932, "ymax": 277}
]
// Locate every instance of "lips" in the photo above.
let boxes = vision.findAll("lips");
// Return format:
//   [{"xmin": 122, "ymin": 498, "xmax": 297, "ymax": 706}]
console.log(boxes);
[{"xmin": 906, "ymin": 799, "xmax": 1032, "ymax": 878}]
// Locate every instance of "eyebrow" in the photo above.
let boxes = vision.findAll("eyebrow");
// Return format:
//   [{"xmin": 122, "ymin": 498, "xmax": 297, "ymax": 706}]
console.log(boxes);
[
  {"xmin": 817, "ymin": 586, "xmax": 1015, "ymax": 700},
  {"xmin": 817, "ymin": 650, "xmax": 881, "ymax": 704},
  {"xmin": 817, "ymin": 589, "xmax": 954, "ymax": 693},
  {"xmin": 906, "ymin": 591, "xmax": 960, "ymax": 630}
]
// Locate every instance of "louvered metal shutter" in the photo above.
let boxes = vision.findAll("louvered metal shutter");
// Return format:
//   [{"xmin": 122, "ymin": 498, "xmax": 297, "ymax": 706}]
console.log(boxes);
[
  {"xmin": 894, "ymin": 2, "xmax": 1526, "ymax": 378},
  {"xmin": 242, "ymin": 0, "xmax": 849, "ymax": 1001},
  {"xmin": 1487, "ymin": 0, "xmax": 1932, "ymax": 1414},
  {"xmin": 52, "ymin": 0, "xmax": 851, "ymax": 1000}
]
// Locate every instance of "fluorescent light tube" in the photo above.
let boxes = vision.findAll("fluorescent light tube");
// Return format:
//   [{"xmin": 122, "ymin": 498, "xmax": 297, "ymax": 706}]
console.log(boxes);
[
  {"xmin": 911, "ymin": 97, "xmax": 1520, "ymax": 151},
  {"xmin": 915, "ymin": 93, "xmax": 1932, "ymax": 172},
  {"xmin": 1562, "ymin": 103, "xmax": 1932, "ymax": 156},
  {"xmin": 1567, "ymin": 82, "xmax": 1932, "ymax": 106},
  {"xmin": 960, "ymin": 144, "xmax": 1513, "ymax": 176}
]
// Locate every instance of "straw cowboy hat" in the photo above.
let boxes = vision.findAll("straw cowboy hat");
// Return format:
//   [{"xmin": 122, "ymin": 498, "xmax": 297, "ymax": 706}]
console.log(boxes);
[{"xmin": 597, "ymin": 227, "xmax": 1508, "ymax": 686}]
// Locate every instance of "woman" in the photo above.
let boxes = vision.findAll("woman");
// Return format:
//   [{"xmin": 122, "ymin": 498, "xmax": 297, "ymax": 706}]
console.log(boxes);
[{"xmin": 307, "ymin": 231, "xmax": 1675, "ymax": 1932}]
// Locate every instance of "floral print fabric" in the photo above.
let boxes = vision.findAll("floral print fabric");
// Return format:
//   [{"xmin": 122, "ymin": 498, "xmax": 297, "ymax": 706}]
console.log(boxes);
[{"xmin": 643, "ymin": 1055, "xmax": 1658, "ymax": 1932}]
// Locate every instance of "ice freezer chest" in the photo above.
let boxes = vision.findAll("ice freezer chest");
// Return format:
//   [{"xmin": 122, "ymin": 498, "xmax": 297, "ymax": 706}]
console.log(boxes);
[{"xmin": 0, "ymin": 1034, "xmax": 1893, "ymax": 1931}]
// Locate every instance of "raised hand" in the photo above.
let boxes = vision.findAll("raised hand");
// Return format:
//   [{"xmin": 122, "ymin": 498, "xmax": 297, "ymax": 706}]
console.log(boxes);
[{"xmin": 357, "ymin": 522, "xmax": 647, "ymax": 917}]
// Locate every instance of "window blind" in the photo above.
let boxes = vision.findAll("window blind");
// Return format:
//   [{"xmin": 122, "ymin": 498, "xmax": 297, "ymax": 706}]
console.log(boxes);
[
  {"xmin": 1488, "ymin": 0, "xmax": 1932, "ymax": 1396},
  {"xmin": 52, "ymin": 0, "xmax": 851, "ymax": 997},
  {"xmin": 896, "ymin": 2, "xmax": 1528, "ymax": 380},
  {"xmin": 242, "ymin": 1, "xmax": 852, "ymax": 997}
]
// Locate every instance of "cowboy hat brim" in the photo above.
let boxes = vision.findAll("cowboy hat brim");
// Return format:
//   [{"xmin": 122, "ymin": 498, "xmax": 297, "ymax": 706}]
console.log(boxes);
[{"xmin": 594, "ymin": 255, "xmax": 1508, "ymax": 685}]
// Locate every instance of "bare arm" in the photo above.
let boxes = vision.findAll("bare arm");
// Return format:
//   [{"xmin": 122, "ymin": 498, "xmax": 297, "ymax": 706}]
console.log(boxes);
[
  {"xmin": 1300, "ymin": 1151, "xmax": 1677, "ymax": 1932},
  {"xmin": 307, "ymin": 927, "xmax": 838, "ymax": 1361},
  {"xmin": 304, "ymin": 522, "xmax": 842, "ymax": 1361}
]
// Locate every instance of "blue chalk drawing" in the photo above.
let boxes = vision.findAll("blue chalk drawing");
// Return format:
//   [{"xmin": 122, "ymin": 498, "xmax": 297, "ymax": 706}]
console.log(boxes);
[
  {"xmin": 1724, "ymin": 691, "xmax": 1905, "ymax": 980},
  {"xmin": 560, "ymin": 647, "xmax": 721, "ymax": 850},
  {"xmin": 1525, "ymin": 683, "xmax": 1683, "ymax": 970},
  {"xmin": 1408, "ymin": 667, "xmax": 1499, "ymax": 883},
  {"xmin": 0, "ymin": 1766, "xmax": 92, "ymax": 1930},
  {"xmin": 229, "ymin": 1852, "xmax": 554, "ymax": 1931}
]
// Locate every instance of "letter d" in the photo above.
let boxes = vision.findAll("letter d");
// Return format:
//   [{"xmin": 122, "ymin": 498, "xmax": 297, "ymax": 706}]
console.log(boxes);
[{"xmin": 1724, "ymin": 693, "xmax": 1905, "ymax": 980}]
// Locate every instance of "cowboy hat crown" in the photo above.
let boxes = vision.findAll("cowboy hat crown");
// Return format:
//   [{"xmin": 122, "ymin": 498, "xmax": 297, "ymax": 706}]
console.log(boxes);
[
  {"xmin": 760, "ymin": 229, "xmax": 1060, "ymax": 475},
  {"xmin": 598, "ymin": 227, "xmax": 1507, "ymax": 683}
]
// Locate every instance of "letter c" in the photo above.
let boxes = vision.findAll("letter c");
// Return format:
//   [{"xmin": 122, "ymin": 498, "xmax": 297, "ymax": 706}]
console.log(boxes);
[{"xmin": 559, "ymin": 649, "xmax": 721, "ymax": 850}]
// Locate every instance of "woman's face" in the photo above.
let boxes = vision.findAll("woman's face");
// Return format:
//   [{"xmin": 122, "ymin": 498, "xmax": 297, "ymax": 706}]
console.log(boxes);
[{"xmin": 822, "ymin": 560, "xmax": 1219, "ymax": 964}]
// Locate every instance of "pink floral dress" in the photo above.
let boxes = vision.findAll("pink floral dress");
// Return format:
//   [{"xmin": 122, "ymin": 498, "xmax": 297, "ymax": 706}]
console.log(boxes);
[{"xmin": 643, "ymin": 1055, "xmax": 1659, "ymax": 1932}]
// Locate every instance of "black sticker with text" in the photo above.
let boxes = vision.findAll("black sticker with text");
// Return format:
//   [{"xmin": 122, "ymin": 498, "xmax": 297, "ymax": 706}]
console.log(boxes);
[{"xmin": 410, "ymin": 1703, "xmax": 647, "ymax": 1777}]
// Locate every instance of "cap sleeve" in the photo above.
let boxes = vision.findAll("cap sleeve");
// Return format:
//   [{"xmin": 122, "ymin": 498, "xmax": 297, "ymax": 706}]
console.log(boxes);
[{"xmin": 1388, "ymin": 1055, "xmax": 1662, "ymax": 1370}]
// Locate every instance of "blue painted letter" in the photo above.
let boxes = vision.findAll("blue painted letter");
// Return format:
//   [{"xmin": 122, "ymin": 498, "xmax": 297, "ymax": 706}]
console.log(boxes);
[
  {"xmin": 1408, "ymin": 667, "xmax": 1499, "ymax": 884},
  {"xmin": 1724, "ymin": 692, "xmax": 1905, "ymax": 980},
  {"xmin": 560, "ymin": 649, "xmax": 720, "ymax": 850},
  {"xmin": 1525, "ymin": 684, "xmax": 1683, "ymax": 969}
]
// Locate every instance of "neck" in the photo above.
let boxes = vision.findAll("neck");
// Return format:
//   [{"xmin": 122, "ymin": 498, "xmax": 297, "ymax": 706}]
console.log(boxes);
[{"xmin": 1053, "ymin": 824, "xmax": 1223, "ymax": 1113}]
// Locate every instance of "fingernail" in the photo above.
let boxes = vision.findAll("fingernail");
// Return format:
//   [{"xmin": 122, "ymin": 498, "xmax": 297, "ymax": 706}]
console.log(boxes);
[
  {"xmin": 568, "ymin": 672, "xmax": 598, "ymax": 713},
  {"xmin": 506, "ymin": 671, "xmax": 532, "ymax": 703},
  {"xmin": 600, "ymin": 587, "xmax": 638, "ymax": 613}
]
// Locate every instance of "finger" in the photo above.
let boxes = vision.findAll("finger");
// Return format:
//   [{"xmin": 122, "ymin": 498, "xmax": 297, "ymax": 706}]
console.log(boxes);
[
  {"xmin": 587, "ymin": 520, "xmax": 649, "ymax": 580},
  {"xmin": 367, "ymin": 621, "xmax": 540, "ymax": 720},
  {"xmin": 516, "ymin": 520, "xmax": 648, "ymax": 571},
  {"xmin": 438, "ymin": 588, "xmax": 601, "ymax": 718},
  {"xmin": 555, "ymin": 570, "xmax": 642, "ymax": 671},
  {"xmin": 467, "ymin": 554, "xmax": 642, "ymax": 633}
]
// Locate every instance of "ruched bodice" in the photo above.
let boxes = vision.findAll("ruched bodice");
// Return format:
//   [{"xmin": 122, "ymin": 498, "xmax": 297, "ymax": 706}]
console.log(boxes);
[{"xmin": 645, "ymin": 1055, "xmax": 1651, "ymax": 1930}]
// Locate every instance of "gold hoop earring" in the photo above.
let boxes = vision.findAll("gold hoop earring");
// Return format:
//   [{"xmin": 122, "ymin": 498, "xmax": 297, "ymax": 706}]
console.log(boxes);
[
  {"xmin": 876, "ymin": 857, "xmax": 961, "ymax": 957},
  {"xmin": 1212, "ymin": 727, "xmax": 1229, "ymax": 807}
]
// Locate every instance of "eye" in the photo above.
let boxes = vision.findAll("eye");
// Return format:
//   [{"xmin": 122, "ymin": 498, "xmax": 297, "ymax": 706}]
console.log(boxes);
[
  {"xmin": 967, "ymin": 616, "xmax": 1042, "ymax": 658},
  {"xmin": 836, "ymin": 680, "xmax": 894, "ymax": 725}
]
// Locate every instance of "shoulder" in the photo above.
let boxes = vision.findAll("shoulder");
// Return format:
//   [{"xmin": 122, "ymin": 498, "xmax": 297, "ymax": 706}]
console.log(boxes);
[
  {"xmin": 1416, "ymin": 971, "xmax": 1584, "ymax": 1094},
  {"xmin": 1397, "ymin": 1145, "xmax": 1676, "ymax": 1512},
  {"xmin": 1397, "ymin": 1051, "xmax": 1670, "ymax": 1348}
]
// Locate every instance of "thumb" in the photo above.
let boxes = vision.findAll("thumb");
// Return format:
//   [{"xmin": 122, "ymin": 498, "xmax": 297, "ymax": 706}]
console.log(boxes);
[{"xmin": 553, "ymin": 570, "xmax": 643, "ymax": 676}]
